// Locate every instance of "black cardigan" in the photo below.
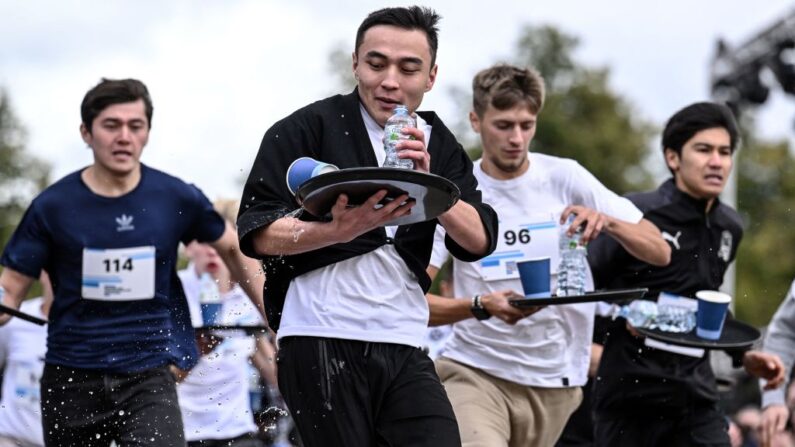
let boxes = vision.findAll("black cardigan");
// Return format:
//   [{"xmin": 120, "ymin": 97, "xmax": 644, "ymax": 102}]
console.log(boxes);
[{"xmin": 237, "ymin": 89, "xmax": 498, "ymax": 330}]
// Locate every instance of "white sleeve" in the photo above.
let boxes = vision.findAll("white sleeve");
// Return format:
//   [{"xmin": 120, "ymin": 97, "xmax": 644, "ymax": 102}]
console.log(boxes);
[
  {"xmin": 565, "ymin": 161, "xmax": 643, "ymax": 224},
  {"xmin": 761, "ymin": 279, "xmax": 795, "ymax": 408},
  {"xmin": 429, "ymin": 225, "xmax": 450, "ymax": 269}
]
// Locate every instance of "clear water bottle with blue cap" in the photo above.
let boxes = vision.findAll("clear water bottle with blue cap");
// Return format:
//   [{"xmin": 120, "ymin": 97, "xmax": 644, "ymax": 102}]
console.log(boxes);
[
  {"xmin": 555, "ymin": 214, "xmax": 587, "ymax": 296},
  {"xmin": 383, "ymin": 105, "xmax": 415, "ymax": 169}
]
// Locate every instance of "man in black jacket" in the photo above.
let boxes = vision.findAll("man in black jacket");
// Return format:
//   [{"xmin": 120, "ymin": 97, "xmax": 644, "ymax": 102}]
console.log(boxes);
[
  {"xmin": 588, "ymin": 102, "xmax": 783, "ymax": 447},
  {"xmin": 236, "ymin": 6, "xmax": 497, "ymax": 447}
]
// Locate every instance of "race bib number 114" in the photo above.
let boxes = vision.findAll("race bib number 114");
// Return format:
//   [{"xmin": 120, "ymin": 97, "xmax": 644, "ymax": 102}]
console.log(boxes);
[{"xmin": 82, "ymin": 246, "xmax": 156, "ymax": 301}]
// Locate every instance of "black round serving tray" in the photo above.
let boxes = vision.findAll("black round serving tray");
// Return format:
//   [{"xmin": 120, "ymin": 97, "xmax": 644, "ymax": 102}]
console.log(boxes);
[
  {"xmin": 636, "ymin": 319, "xmax": 760, "ymax": 350},
  {"xmin": 510, "ymin": 287, "xmax": 648, "ymax": 307},
  {"xmin": 295, "ymin": 167, "xmax": 461, "ymax": 226},
  {"xmin": 0, "ymin": 303, "xmax": 47, "ymax": 325}
]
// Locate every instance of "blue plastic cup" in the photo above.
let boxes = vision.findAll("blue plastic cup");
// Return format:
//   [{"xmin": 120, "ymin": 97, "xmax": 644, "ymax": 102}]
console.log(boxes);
[
  {"xmin": 517, "ymin": 258, "xmax": 551, "ymax": 298},
  {"xmin": 286, "ymin": 157, "xmax": 339, "ymax": 194},
  {"xmin": 201, "ymin": 302, "xmax": 222, "ymax": 326},
  {"xmin": 695, "ymin": 290, "xmax": 731, "ymax": 340}
]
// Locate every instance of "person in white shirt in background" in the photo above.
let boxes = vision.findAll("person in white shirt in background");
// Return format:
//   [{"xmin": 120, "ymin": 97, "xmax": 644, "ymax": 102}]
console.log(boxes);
[
  {"xmin": 0, "ymin": 272, "xmax": 52, "ymax": 447},
  {"xmin": 177, "ymin": 200, "xmax": 273, "ymax": 447},
  {"xmin": 427, "ymin": 63, "xmax": 671, "ymax": 447},
  {"xmin": 423, "ymin": 260, "xmax": 454, "ymax": 360}
]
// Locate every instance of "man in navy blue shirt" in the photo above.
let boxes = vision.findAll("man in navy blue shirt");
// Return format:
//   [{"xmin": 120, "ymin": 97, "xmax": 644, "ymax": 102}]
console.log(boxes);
[{"xmin": 0, "ymin": 78, "xmax": 265, "ymax": 447}]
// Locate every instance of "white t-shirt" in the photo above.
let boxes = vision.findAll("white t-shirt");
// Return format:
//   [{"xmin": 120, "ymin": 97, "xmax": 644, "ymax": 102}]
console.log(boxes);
[
  {"xmin": 276, "ymin": 105, "xmax": 433, "ymax": 348},
  {"xmin": 432, "ymin": 154, "xmax": 643, "ymax": 387},
  {"xmin": 0, "ymin": 298, "xmax": 47, "ymax": 446},
  {"xmin": 177, "ymin": 267, "xmax": 262, "ymax": 441}
]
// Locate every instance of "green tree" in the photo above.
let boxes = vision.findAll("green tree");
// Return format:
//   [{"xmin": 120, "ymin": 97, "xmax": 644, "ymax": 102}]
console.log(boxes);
[
  {"xmin": 0, "ymin": 89, "xmax": 50, "ymax": 251},
  {"xmin": 735, "ymin": 133, "xmax": 795, "ymax": 326},
  {"xmin": 328, "ymin": 41, "xmax": 356, "ymax": 95}
]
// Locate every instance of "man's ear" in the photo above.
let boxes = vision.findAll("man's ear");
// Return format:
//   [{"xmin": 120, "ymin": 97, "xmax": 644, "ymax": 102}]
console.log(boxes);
[
  {"xmin": 469, "ymin": 110, "xmax": 481, "ymax": 133},
  {"xmin": 80, "ymin": 123, "xmax": 92, "ymax": 146},
  {"xmin": 352, "ymin": 52, "xmax": 359, "ymax": 80},
  {"xmin": 664, "ymin": 148, "xmax": 680, "ymax": 173},
  {"xmin": 425, "ymin": 64, "xmax": 438, "ymax": 92}
]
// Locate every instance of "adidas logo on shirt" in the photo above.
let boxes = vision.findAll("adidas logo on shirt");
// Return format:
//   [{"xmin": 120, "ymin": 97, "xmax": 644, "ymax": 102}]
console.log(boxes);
[{"xmin": 116, "ymin": 214, "xmax": 135, "ymax": 232}]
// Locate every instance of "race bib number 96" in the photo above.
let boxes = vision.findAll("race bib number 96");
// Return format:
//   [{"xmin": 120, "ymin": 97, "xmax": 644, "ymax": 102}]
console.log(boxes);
[
  {"xmin": 82, "ymin": 246, "xmax": 156, "ymax": 301},
  {"xmin": 478, "ymin": 214, "xmax": 559, "ymax": 281}
]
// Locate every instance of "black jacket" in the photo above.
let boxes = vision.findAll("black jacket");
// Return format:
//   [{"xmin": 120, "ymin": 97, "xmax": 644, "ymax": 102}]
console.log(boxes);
[
  {"xmin": 237, "ymin": 89, "xmax": 497, "ymax": 330},
  {"xmin": 588, "ymin": 179, "xmax": 743, "ymax": 412}
]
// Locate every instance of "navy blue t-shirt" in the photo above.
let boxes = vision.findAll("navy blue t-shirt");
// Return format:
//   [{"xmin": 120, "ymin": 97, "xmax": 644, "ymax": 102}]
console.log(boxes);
[{"xmin": 0, "ymin": 164, "xmax": 226, "ymax": 373}]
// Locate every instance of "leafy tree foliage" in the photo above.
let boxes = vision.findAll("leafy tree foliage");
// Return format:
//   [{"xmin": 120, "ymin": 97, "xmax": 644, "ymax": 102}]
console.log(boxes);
[
  {"xmin": 735, "ymin": 132, "xmax": 795, "ymax": 326},
  {"xmin": 0, "ymin": 89, "xmax": 50, "ymax": 251},
  {"xmin": 328, "ymin": 42, "xmax": 356, "ymax": 95}
]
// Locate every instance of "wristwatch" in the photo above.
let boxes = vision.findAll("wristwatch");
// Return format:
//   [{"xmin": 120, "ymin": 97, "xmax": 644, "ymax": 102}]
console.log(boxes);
[{"xmin": 470, "ymin": 294, "xmax": 491, "ymax": 320}]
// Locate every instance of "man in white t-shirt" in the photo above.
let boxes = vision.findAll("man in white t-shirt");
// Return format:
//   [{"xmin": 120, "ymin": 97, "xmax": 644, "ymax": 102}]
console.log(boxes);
[
  {"xmin": 0, "ymin": 273, "xmax": 51, "ymax": 447},
  {"xmin": 177, "ymin": 241, "xmax": 266, "ymax": 447},
  {"xmin": 237, "ymin": 7, "xmax": 498, "ymax": 446},
  {"xmin": 427, "ymin": 63, "xmax": 671, "ymax": 447}
]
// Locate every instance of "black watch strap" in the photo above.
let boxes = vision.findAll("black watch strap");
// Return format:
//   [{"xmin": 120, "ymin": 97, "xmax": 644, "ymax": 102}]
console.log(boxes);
[{"xmin": 471, "ymin": 294, "xmax": 491, "ymax": 320}]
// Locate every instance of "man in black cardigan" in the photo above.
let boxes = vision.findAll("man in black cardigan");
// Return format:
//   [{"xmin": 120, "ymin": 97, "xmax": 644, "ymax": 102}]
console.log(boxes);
[{"xmin": 237, "ymin": 6, "xmax": 497, "ymax": 446}]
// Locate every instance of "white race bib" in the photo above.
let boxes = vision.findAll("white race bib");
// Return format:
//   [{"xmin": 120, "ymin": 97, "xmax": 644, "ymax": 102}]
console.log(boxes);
[
  {"xmin": 82, "ymin": 246, "xmax": 156, "ymax": 301},
  {"xmin": 13, "ymin": 361, "xmax": 42, "ymax": 411},
  {"xmin": 478, "ymin": 214, "xmax": 560, "ymax": 281}
]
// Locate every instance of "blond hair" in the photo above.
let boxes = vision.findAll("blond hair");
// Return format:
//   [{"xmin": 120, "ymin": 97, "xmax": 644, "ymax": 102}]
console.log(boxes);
[{"xmin": 472, "ymin": 64, "xmax": 545, "ymax": 117}]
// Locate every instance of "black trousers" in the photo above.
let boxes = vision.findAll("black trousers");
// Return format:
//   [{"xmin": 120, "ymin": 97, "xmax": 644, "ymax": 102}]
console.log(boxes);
[
  {"xmin": 594, "ymin": 404, "xmax": 730, "ymax": 447},
  {"xmin": 277, "ymin": 336, "xmax": 461, "ymax": 447},
  {"xmin": 40, "ymin": 363, "xmax": 185, "ymax": 447}
]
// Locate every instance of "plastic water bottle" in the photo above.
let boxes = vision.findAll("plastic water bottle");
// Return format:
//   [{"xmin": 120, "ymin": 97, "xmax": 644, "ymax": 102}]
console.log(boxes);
[
  {"xmin": 655, "ymin": 304, "xmax": 697, "ymax": 333},
  {"xmin": 198, "ymin": 273, "xmax": 222, "ymax": 326},
  {"xmin": 555, "ymin": 215, "xmax": 587, "ymax": 296},
  {"xmin": 613, "ymin": 301, "xmax": 696, "ymax": 333},
  {"xmin": 383, "ymin": 105, "xmax": 415, "ymax": 169},
  {"xmin": 615, "ymin": 300, "xmax": 658, "ymax": 328}
]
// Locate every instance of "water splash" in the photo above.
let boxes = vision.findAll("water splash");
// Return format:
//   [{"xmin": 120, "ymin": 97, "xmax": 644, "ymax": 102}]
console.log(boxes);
[{"xmin": 286, "ymin": 208, "xmax": 305, "ymax": 244}]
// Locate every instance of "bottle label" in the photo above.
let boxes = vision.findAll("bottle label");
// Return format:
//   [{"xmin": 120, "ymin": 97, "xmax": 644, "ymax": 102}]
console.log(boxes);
[
  {"xmin": 81, "ymin": 246, "xmax": 156, "ymax": 301},
  {"xmin": 477, "ymin": 214, "xmax": 560, "ymax": 281}
]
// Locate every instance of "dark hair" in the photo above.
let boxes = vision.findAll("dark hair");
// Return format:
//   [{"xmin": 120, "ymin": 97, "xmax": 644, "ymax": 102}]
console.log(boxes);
[
  {"xmin": 355, "ymin": 6, "xmax": 441, "ymax": 67},
  {"xmin": 472, "ymin": 64, "xmax": 545, "ymax": 117},
  {"xmin": 662, "ymin": 102, "xmax": 739, "ymax": 157},
  {"xmin": 81, "ymin": 78, "xmax": 153, "ymax": 132}
]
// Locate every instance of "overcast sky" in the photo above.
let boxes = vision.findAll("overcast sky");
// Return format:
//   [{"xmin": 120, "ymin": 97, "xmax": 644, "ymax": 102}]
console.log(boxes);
[{"xmin": 1, "ymin": 0, "xmax": 793, "ymax": 200}]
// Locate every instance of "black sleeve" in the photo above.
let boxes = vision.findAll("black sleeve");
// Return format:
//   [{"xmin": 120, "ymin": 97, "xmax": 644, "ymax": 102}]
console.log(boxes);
[
  {"xmin": 237, "ymin": 109, "xmax": 322, "ymax": 258},
  {"xmin": 437, "ymin": 141, "xmax": 498, "ymax": 262}
]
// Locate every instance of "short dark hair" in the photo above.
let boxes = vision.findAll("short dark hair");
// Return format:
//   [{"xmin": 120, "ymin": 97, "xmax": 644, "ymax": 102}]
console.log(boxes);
[
  {"xmin": 472, "ymin": 64, "xmax": 545, "ymax": 117},
  {"xmin": 81, "ymin": 78, "xmax": 153, "ymax": 132},
  {"xmin": 355, "ymin": 6, "xmax": 441, "ymax": 67},
  {"xmin": 662, "ymin": 102, "xmax": 739, "ymax": 157}
]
